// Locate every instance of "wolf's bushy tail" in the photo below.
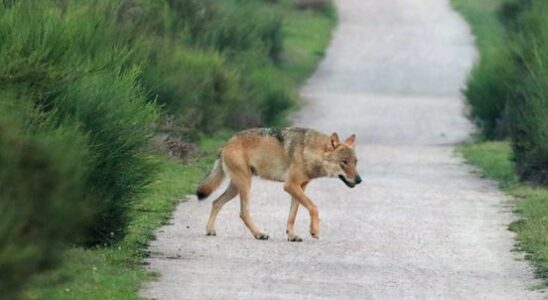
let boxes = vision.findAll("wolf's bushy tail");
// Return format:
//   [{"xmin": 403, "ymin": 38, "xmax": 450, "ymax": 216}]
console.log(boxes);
[{"xmin": 196, "ymin": 158, "xmax": 225, "ymax": 200}]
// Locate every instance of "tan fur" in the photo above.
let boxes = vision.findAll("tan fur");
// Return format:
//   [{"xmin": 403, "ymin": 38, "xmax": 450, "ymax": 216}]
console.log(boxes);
[
  {"xmin": 196, "ymin": 158, "xmax": 224, "ymax": 200},
  {"xmin": 196, "ymin": 127, "xmax": 361, "ymax": 241}
]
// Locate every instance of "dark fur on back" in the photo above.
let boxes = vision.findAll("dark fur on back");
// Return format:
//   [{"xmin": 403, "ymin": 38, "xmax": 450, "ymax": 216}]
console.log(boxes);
[{"xmin": 239, "ymin": 128, "xmax": 285, "ymax": 144}]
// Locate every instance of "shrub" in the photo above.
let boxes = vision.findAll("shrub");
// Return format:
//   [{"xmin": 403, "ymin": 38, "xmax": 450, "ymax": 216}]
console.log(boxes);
[
  {"xmin": 246, "ymin": 65, "xmax": 293, "ymax": 126},
  {"xmin": 453, "ymin": 0, "xmax": 517, "ymax": 139},
  {"xmin": 0, "ymin": 95, "xmax": 91, "ymax": 299},
  {"xmin": 295, "ymin": 0, "xmax": 333, "ymax": 12},
  {"xmin": 464, "ymin": 48, "xmax": 516, "ymax": 139},
  {"xmin": 187, "ymin": 1, "xmax": 284, "ymax": 61},
  {"xmin": 136, "ymin": 40, "xmax": 244, "ymax": 136},
  {"xmin": 53, "ymin": 69, "xmax": 158, "ymax": 244},
  {"xmin": 0, "ymin": 1, "xmax": 158, "ymax": 244},
  {"xmin": 117, "ymin": 0, "xmax": 292, "ymax": 133},
  {"xmin": 506, "ymin": 0, "xmax": 548, "ymax": 184},
  {"xmin": 0, "ymin": 0, "xmax": 297, "ymax": 248}
]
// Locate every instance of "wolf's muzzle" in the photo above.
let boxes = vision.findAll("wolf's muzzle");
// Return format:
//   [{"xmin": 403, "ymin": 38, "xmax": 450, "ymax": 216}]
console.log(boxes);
[{"xmin": 338, "ymin": 175, "xmax": 362, "ymax": 188}]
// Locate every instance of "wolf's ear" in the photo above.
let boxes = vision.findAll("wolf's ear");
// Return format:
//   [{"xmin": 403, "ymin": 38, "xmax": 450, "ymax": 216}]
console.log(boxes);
[
  {"xmin": 345, "ymin": 134, "xmax": 356, "ymax": 148},
  {"xmin": 329, "ymin": 132, "xmax": 340, "ymax": 150}
]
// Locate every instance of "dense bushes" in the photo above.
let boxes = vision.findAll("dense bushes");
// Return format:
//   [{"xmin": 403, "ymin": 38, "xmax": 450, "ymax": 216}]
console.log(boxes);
[
  {"xmin": 452, "ymin": 0, "xmax": 516, "ymax": 139},
  {"xmin": 55, "ymin": 70, "xmax": 158, "ymax": 244},
  {"xmin": 115, "ymin": 0, "xmax": 292, "ymax": 134},
  {"xmin": 464, "ymin": 49, "xmax": 516, "ymax": 139},
  {"xmin": 0, "ymin": 2, "xmax": 157, "ymax": 296},
  {"xmin": 0, "ymin": 95, "xmax": 91, "ymax": 299},
  {"xmin": 187, "ymin": 1, "xmax": 283, "ymax": 60},
  {"xmin": 0, "ymin": 1, "xmax": 158, "ymax": 245},
  {"xmin": 504, "ymin": 0, "xmax": 548, "ymax": 184},
  {"xmin": 0, "ymin": 0, "xmax": 314, "ymax": 296},
  {"xmin": 455, "ymin": 0, "xmax": 548, "ymax": 183},
  {"xmin": 137, "ymin": 42, "xmax": 246, "ymax": 135}
]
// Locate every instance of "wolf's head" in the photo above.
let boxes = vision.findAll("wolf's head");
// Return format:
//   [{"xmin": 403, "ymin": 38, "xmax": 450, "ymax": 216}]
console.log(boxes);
[{"xmin": 325, "ymin": 132, "xmax": 362, "ymax": 188}]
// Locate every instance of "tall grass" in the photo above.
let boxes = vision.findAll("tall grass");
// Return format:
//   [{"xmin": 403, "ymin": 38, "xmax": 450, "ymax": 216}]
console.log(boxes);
[
  {"xmin": 0, "ymin": 9, "xmax": 157, "ymax": 293},
  {"xmin": 453, "ymin": 0, "xmax": 548, "ymax": 183},
  {"xmin": 452, "ymin": 0, "xmax": 515, "ymax": 139},
  {"xmin": 0, "ymin": 0, "xmax": 334, "ymax": 297},
  {"xmin": 0, "ymin": 1, "xmax": 158, "ymax": 246},
  {"xmin": 505, "ymin": 0, "xmax": 548, "ymax": 184},
  {"xmin": 463, "ymin": 49, "xmax": 516, "ymax": 139},
  {"xmin": 0, "ymin": 94, "xmax": 92, "ymax": 300},
  {"xmin": 116, "ymin": 0, "xmax": 293, "ymax": 133}
]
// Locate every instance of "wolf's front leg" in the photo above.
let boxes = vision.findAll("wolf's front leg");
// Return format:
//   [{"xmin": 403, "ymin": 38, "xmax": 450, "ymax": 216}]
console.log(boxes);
[
  {"xmin": 286, "ymin": 198, "xmax": 302, "ymax": 242},
  {"xmin": 284, "ymin": 181, "xmax": 319, "ymax": 239},
  {"xmin": 286, "ymin": 181, "xmax": 309, "ymax": 241}
]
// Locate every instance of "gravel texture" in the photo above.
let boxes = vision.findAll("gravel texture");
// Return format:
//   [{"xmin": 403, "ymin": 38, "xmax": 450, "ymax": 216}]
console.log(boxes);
[{"xmin": 142, "ymin": 0, "xmax": 541, "ymax": 299}]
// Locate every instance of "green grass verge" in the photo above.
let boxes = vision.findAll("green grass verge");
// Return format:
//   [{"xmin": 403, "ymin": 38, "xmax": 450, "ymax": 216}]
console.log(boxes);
[
  {"xmin": 280, "ymin": 4, "xmax": 335, "ymax": 87},
  {"xmin": 451, "ymin": 0, "xmax": 507, "ymax": 48},
  {"xmin": 450, "ymin": 0, "xmax": 515, "ymax": 139},
  {"xmin": 459, "ymin": 141, "xmax": 548, "ymax": 286},
  {"xmin": 23, "ymin": 5, "xmax": 335, "ymax": 299},
  {"xmin": 25, "ymin": 148, "xmax": 219, "ymax": 300}
]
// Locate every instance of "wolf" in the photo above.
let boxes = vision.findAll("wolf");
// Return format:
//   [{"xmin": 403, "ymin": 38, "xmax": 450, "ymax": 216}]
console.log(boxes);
[{"xmin": 196, "ymin": 127, "xmax": 362, "ymax": 241}]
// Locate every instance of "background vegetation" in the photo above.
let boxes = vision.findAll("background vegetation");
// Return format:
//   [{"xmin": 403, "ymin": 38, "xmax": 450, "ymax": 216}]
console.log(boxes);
[
  {"xmin": 0, "ymin": 0, "xmax": 335, "ymax": 299},
  {"xmin": 452, "ymin": 0, "xmax": 548, "ymax": 183},
  {"xmin": 453, "ymin": 0, "xmax": 548, "ymax": 287}
]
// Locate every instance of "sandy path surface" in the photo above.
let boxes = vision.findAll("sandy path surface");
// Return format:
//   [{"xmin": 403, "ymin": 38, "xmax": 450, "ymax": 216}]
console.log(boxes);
[{"xmin": 142, "ymin": 0, "xmax": 541, "ymax": 299}]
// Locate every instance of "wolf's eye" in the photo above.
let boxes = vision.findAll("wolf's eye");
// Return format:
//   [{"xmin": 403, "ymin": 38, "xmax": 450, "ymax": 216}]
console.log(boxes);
[{"xmin": 342, "ymin": 160, "xmax": 348, "ymax": 165}]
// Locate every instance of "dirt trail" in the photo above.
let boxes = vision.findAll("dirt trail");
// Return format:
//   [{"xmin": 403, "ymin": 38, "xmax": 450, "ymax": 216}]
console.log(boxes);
[{"xmin": 142, "ymin": 0, "xmax": 541, "ymax": 299}]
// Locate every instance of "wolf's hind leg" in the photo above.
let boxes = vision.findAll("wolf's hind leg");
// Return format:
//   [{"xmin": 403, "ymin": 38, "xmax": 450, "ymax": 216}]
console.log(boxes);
[
  {"xmin": 205, "ymin": 182, "xmax": 238, "ymax": 236},
  {"xmin": 222, "ymin": 149, "xmax": 268, "ymax": 240},
  {"xmin": 232, "ymin": 176, "xmax": 269, "ymax": 240}
]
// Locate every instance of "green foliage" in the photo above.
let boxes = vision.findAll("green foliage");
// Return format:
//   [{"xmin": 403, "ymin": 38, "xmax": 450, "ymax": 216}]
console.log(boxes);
[
  {"xmin": 505, "ymin": 0, "xmax": 548, "ymax": 184},
  {"xmin": 451, "ymin": 0, "xmax": 515, "ymax": 139},
  {"xmin": 459, "ymin": 141, "xmax": 518, "ymax": 185},
  {"xmin": 0, "ymin": 95, "xmax": 91, "ymax": 299},
  {"xmin": 0, "ymin": 1, "xmax": 158, "ymax": 245},
  {"xmin": 54, "ymin": 69, "xmax": 158, "ymax": 244},
  {"xmin": 295, "ymin": 0, "xmax": 334, "ymax": 15},
  {"xmin": 26, "ymin": 152, "xmax": 220, "ymax": 300},
  {"xmin": 136, "ymin": 40, "xmax": 246, "ymax": 135},
  {"xmin": 453, "ymin": 0, "xmax": 548, "ymax": 183},
  {"xmin": 464, "ymin": 49, "xmax": 516, "ymax": 139},
  {"xmin": 116, "ymin": 0, "xmax": 292, "ymax": 133},
  {"xmin": 0, "ymin": 0, "xmax": 335, "ymax": 297},
  {"xmin": 190, "ymin": 1, "xmax": 284, "ymax": 61},
  {"xmin": 456, "ymin": 0, "xmax": 548, "ymax": 287}
]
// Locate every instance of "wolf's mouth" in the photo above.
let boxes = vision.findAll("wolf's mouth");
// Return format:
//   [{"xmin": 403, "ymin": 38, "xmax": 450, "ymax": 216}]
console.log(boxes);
[{"xmin": 338, "ymin": 175, "xmax": 356, "ymax": 188}]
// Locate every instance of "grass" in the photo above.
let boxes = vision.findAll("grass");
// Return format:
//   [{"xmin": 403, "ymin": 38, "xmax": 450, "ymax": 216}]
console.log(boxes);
[
  {"xmin": 23, "ymin": 3, "xmax": 335, "ymax": 299},
  {"xmin": 454, "ymin": 0, "xmax": 548, "ymax": 283},
  {"xmin": 25, "ymin": 147, "xmax": 220, "ymax": 300},
  {"xmin": 459, "ymin": 141, "xmax": 548, "ymax": 286},
  {"xmin": 451, "ymin": 0, "xmax": 507, "ymax": 46},
  {"xmin": 451, "ymin": 0, "xmax": 515, "ymax": 139},
  {"xmin": 280, "ymin": 3, "xmax": 335, "ymax": 86}
]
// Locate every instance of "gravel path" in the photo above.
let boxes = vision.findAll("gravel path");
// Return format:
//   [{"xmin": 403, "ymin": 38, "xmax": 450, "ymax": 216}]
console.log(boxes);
[{"xmin": 142, "ymin": 0, "xmax": 541, "ymax": 299}]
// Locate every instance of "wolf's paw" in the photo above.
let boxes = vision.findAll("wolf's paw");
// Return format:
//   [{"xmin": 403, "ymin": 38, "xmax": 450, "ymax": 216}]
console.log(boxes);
[
  {"xmin": 206, "ymin": 230, "xmax": 216, "ymax": 236},
  {"xmin": 310, "ymin": 228, "xmax": 320, "ymax": 239},
  {"xmin": 254, "ymin": 233, "xmax": 270, "ymax": 240},
  {"xmin": 287, "ymin": 235, "xmax": 303, "ymax": 242}
]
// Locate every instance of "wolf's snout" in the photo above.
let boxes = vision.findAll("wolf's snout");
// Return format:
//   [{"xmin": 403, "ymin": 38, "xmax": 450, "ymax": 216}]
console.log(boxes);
[
  {"xmin": 355, "ymin": 175, "xmax": 362, "ymax": 185},
  {"xmin": 338, "ymin": 175, "xmax": 358, "ymax": 188}
]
